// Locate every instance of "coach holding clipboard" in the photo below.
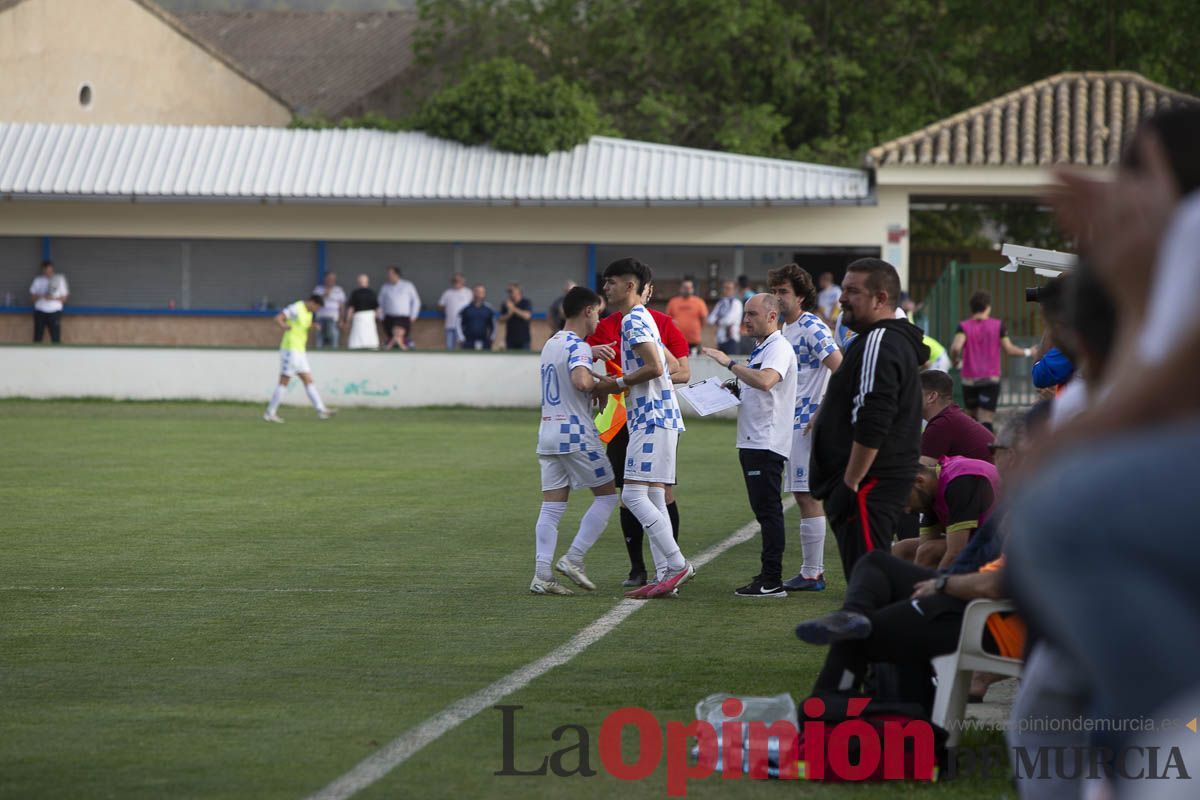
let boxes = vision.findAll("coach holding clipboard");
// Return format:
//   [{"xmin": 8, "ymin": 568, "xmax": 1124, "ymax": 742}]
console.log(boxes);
[{"xmin": 704, "ymin": 293, "xmax": 797, "ymax": 598}]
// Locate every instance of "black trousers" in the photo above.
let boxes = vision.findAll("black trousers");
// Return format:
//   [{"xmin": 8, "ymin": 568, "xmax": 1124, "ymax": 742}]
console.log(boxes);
[
  {"xmin": 814, "ymin": 551, "xmax": 966, "ymax": 705},
  {"xmin": 739, "ymin": 449, "xmax": 786, "ymax": 584},
  {"xmin": 33, "ymin": 310, "xmax": 62, "ymax": 343},
  {"xmin": 823, "ymin": 476, "xmax": 909, "ymax": 580}
]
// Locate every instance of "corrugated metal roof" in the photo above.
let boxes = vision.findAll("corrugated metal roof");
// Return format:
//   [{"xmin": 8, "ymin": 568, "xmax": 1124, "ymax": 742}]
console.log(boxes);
[
  {"xmin": 0, "ymin": 124, "xmax": 872, "ymax": 206},
  {"xmin": 867, "ymin": 71, "xmax": 1200, "ymax": 168}
]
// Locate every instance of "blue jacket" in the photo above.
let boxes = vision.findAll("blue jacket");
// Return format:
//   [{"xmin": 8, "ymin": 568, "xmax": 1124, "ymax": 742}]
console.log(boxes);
[
  {"xmin": 1031, "ymin": 347, "xmax": 1074, "ymax": 388},
  {"xmin": 459, "ymin": 302, "xmax": 496, "ymax": 342}
]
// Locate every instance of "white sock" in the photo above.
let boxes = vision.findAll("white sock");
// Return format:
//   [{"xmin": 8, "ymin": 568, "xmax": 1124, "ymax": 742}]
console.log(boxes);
[
  {"xmin": 648, "ymin": 487, "xmax": 671, "ymax": 580},
  {"xmin": 623, "ymin": 485, "xmax": 684, "ymax": 572},
  {"xmin": 800, "ymin": 516, "xmax": 826, "ymax": 579},
  {"xmin": 535, "ymin": 501, "xmax": 568, "ymax": 581},
  {"xmin": 566, "ymin": 493, "xmax": 619, "ymax": 561},
  {"xmin": 267, "ymin": 385, "xmax": 285, "ymax": 415},
  {"xmin": 304, "ymin": 383, "xmax": 326, "ymax": 412}
]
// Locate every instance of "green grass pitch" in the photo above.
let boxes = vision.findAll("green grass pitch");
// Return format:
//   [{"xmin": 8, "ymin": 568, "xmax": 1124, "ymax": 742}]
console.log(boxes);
[{"xmin": 0, "ymin": 401, "xmax": 1011, "ymax": 798}]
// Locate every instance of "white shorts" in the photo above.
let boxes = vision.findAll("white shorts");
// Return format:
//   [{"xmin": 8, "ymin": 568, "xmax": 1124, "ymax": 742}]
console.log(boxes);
[
  {"xmin": 624, "ymin": 425, "xmax": 679, "ymax": 484},
  {"xmin": 784, "ymin": 426, "xmax": 812, "ymax": 493},
  {"xmin": 279, "ymin": 349, "xmax": 312, "ymax": 378},
  {"xmin": 539, "ymin": 450, "xmax": 614, "ymax": 491}
]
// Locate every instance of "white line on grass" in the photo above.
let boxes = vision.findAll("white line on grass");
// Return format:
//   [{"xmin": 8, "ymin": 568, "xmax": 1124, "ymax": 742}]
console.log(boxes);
[{"xmin": 306, "ymin": 498, "xmax": 796, "ymax": 800}]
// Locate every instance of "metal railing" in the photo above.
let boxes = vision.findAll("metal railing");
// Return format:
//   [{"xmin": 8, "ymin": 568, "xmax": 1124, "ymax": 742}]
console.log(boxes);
[{"xmin": 921, "ymin": 261, "xmax": 1049, "ymax": 408}]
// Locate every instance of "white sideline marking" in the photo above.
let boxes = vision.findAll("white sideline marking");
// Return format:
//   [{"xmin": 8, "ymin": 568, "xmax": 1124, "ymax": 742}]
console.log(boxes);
[{"xmin": 306, "ymin": 498, "xmax": 796, "ymax": 800}]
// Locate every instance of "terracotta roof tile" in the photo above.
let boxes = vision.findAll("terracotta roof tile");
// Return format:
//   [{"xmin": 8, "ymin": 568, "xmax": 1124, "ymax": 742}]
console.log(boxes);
[{"xmin": 867, "ymin": 71, "xmax": 1199, "ymax": 167}]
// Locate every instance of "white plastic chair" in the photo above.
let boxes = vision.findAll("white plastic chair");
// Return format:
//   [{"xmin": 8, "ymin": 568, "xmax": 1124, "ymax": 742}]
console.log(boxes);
[{"xmin": 931, "ymin": 599, "xmax": 1023, "ymax": 746}]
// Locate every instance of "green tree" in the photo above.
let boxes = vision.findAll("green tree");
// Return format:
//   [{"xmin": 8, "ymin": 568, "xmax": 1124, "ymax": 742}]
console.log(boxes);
[{"xmin": 413, "ymin": 57, "xmax": 611, "ymax": 154}]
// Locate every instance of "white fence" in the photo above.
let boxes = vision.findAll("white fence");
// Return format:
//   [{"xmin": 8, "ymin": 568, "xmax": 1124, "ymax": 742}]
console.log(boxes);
[{"xmin": 1, "ymin": 346, "xmax": 734, "ymax": 414}]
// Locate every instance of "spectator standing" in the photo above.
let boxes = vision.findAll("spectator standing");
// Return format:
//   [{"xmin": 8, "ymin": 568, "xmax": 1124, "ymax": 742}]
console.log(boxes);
[
  {"xmin": 918, "ymin": 370, "xmax": 994, "ymax": 462},
  {"xmin": 345, "ymin": 274, "xmax": 379, "ymax": 350},
  {"xmin": 816, "ymin": 271, "xmax": 841, "ymax": 325},
  {"xmin": 30, "ymin": 260, "xmax": 68, "ymax": 343},
  {"xmin": 707, "ymin": 279, "xmax": 743, "ymax": 355},
  {"xmin": 312, "ymin": 271, "xmax": 346, "ymax": 350},
  {"xmin": 378, "ymin": 266, "xmax": 421, "ymax": 351},
  {"xmin": 499, "ymin": 283, "xmax": 533, "ymax": 351},
  {"xmin": 664, "ymin": 279, "xmax": 708, "ymax": 354},
  {"xmin": 437, "ymin": 273, "xmax": 473, "ymax": 350},
  {"xmin": 809, "ymin": 258, "xmax": 929, "ymax": 578},
  {"xmin": 737, "ymin": 275, "xmax": 755, "ymax": 304},
  {"xmin": 547, "ymin": 280, "xmax": 576, "ymax": 332},
  {"xmin": 703, "ymin": 294, "xmax": 797, "ymax": 598},
  {"xmin": 949, "ymin": 291, "xmax": 1034, "ymax": 431},
  {"xmin": 459, "ymin": 284, "xmax": 496, "ymax": 350}
]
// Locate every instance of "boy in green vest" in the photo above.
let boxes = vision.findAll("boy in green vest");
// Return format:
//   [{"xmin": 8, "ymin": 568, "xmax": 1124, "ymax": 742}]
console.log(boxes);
[{"xmin": 264, "ymin": 294, "xmax": 335, "ymax": 423}]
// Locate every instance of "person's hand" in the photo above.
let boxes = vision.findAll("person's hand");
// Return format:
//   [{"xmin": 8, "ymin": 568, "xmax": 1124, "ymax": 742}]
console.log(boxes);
[
  {"xmin": 1037, "ymin": 386, "xmax": 1057, "ymax": 401},
  {"xmin": 1046, "ymin": 131, "xmax": 1179, "ymax": 300},
  {"xmin": 721, "ymin": 379, "xmax": 740, "ymax": 399},
  {"xmin": 911, "ymin": 579, "xmax": 937, "ymax": 599},
  {"xmin": 701, "ymin": 347, "xmax": 730, "ymax": 368},
  {"xmin": 843, "ymin": 477, "xmax": 859, "ymax": 493},
  {"xmin": 592, "ymin": 376, "xmax": 619, "ymax": 398},
  {"xmin": 591, "ymin": 343, "xmax": 616, "ymax": 362}
]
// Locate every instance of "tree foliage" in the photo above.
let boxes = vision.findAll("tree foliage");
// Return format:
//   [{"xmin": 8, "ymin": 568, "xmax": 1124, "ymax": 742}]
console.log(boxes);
[
  {"xmin": 412, "ymin": 58, "xmax": 611, "ymax": 154},
  {"xmin": 411, "ymin": 0, "xmax": 1200, "ymax": 164}
]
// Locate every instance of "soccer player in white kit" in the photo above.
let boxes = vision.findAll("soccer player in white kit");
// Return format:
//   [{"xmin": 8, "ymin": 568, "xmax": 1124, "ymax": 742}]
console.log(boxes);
[
  {"xmin": 531, "ymin": 287, "xmax": 622, "ymax": 596},
  {"xmin": 767, "ymin": 265, "xmax": 842, "ymax": 591},
  {"xmin": 594, "ymin": 258, "xmax": 695, "ymax": 599}
]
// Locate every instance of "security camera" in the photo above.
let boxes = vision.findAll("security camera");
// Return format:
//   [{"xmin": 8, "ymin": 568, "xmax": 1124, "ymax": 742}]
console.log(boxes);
[{"xmin": 999, "ymin": 243, "xmax": 1078, "ymax": 277}]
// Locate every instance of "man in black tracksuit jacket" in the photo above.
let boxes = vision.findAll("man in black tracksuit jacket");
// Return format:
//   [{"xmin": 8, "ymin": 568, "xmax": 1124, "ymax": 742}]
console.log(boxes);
[{"xmin": 809, "ymin": 258, "xmax": 929, "ymax": 579}]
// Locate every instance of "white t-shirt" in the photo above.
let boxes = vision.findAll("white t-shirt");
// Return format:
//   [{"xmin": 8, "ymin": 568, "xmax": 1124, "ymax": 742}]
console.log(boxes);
[
  {"xmin": 438, "ymin": 286, "xmax": 473, "ymax": 330},
  {"xmin": 30, "ymin": 274, "xmax": 68, "ymax": 313},
  {"xmin": 312, "ymin": 285, "xmax": 345, "ymax": 320},
  {"xmin": 818, "ymin": 285, "xmax": 842, "ymax": 318},
  {"xmin": 736, "ymin": 330, "xmax": 797, "ymax": 456},
  {"xmin": 621, "ymin": 304, "xmax": 685, "ymax": 433},
  {"xmin": 783, "ymin": 312, "xmax": 839, "ymax": 430},
  {"xmin": 378, "ymin": 279, "xmax": 421, "ymax": 317},
  {"xmin": 537, "ymin": 331, "xmax": 602, "ymax": 455},
  {"xmin": 1140, "ymin": 191, "xmax": 1200, "ymax": 365},
  {"xmin": 708, "ymin": 296, "xmax": 743, "ymax": 344}
]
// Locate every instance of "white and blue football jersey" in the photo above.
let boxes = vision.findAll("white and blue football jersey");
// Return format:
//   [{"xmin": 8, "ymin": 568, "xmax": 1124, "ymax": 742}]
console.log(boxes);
[
  {"xmin": 783, "ymin": 312, "xmax": 838, "ymax": 430},
  {"xmin": 537, "ymin": 331, "xmax": 602, "ymax": 455},
  {"xmin": 620, "ymin": 305, "xmax": 685, "ymax": 433}
]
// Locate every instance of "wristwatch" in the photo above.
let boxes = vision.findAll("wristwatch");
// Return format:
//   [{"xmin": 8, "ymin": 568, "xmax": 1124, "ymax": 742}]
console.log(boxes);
[
  {"xmin": 726, "ymin": 360, "xmax": 738, "ymax": 371},
  {"xmin": 934, "ymin": 575, "xmax": 949, "ymax": 593},
  {"xmin": 614, "ymin": 376, "xmax": 626, "ymax": 391}
]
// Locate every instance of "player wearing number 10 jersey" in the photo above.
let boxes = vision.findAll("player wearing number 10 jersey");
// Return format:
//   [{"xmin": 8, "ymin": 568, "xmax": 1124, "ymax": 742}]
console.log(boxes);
[{"xmin": 531, "ymin": 287, "xmax": 620, "ymax": 596}]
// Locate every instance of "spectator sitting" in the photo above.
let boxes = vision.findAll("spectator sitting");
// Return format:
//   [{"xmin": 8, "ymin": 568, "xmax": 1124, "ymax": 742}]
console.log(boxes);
[
  {"xmin": 795, "ymin": 549, "xmax": 1019, "ymax": 715},
  {"xmin": 892, "ymin": 455, "xmax": 1000, "ymax": 570},
  {"xmin": 345, "ymin": 273, "xmax": 380, "ymax": 350},
  {"xmin": 499, "ymin": 282, "xmax": 533, "ymax": 351},
  {"xmin": 919, "ymin": 370, "xmax": 995, "ymax": 462},
  {"xmin": 459, "ymin": 284, "xmax": 496, "ymax": 350},
  {"xmin": 665, "ymin": 278, "xmax": 708, "ymax": 355}
]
